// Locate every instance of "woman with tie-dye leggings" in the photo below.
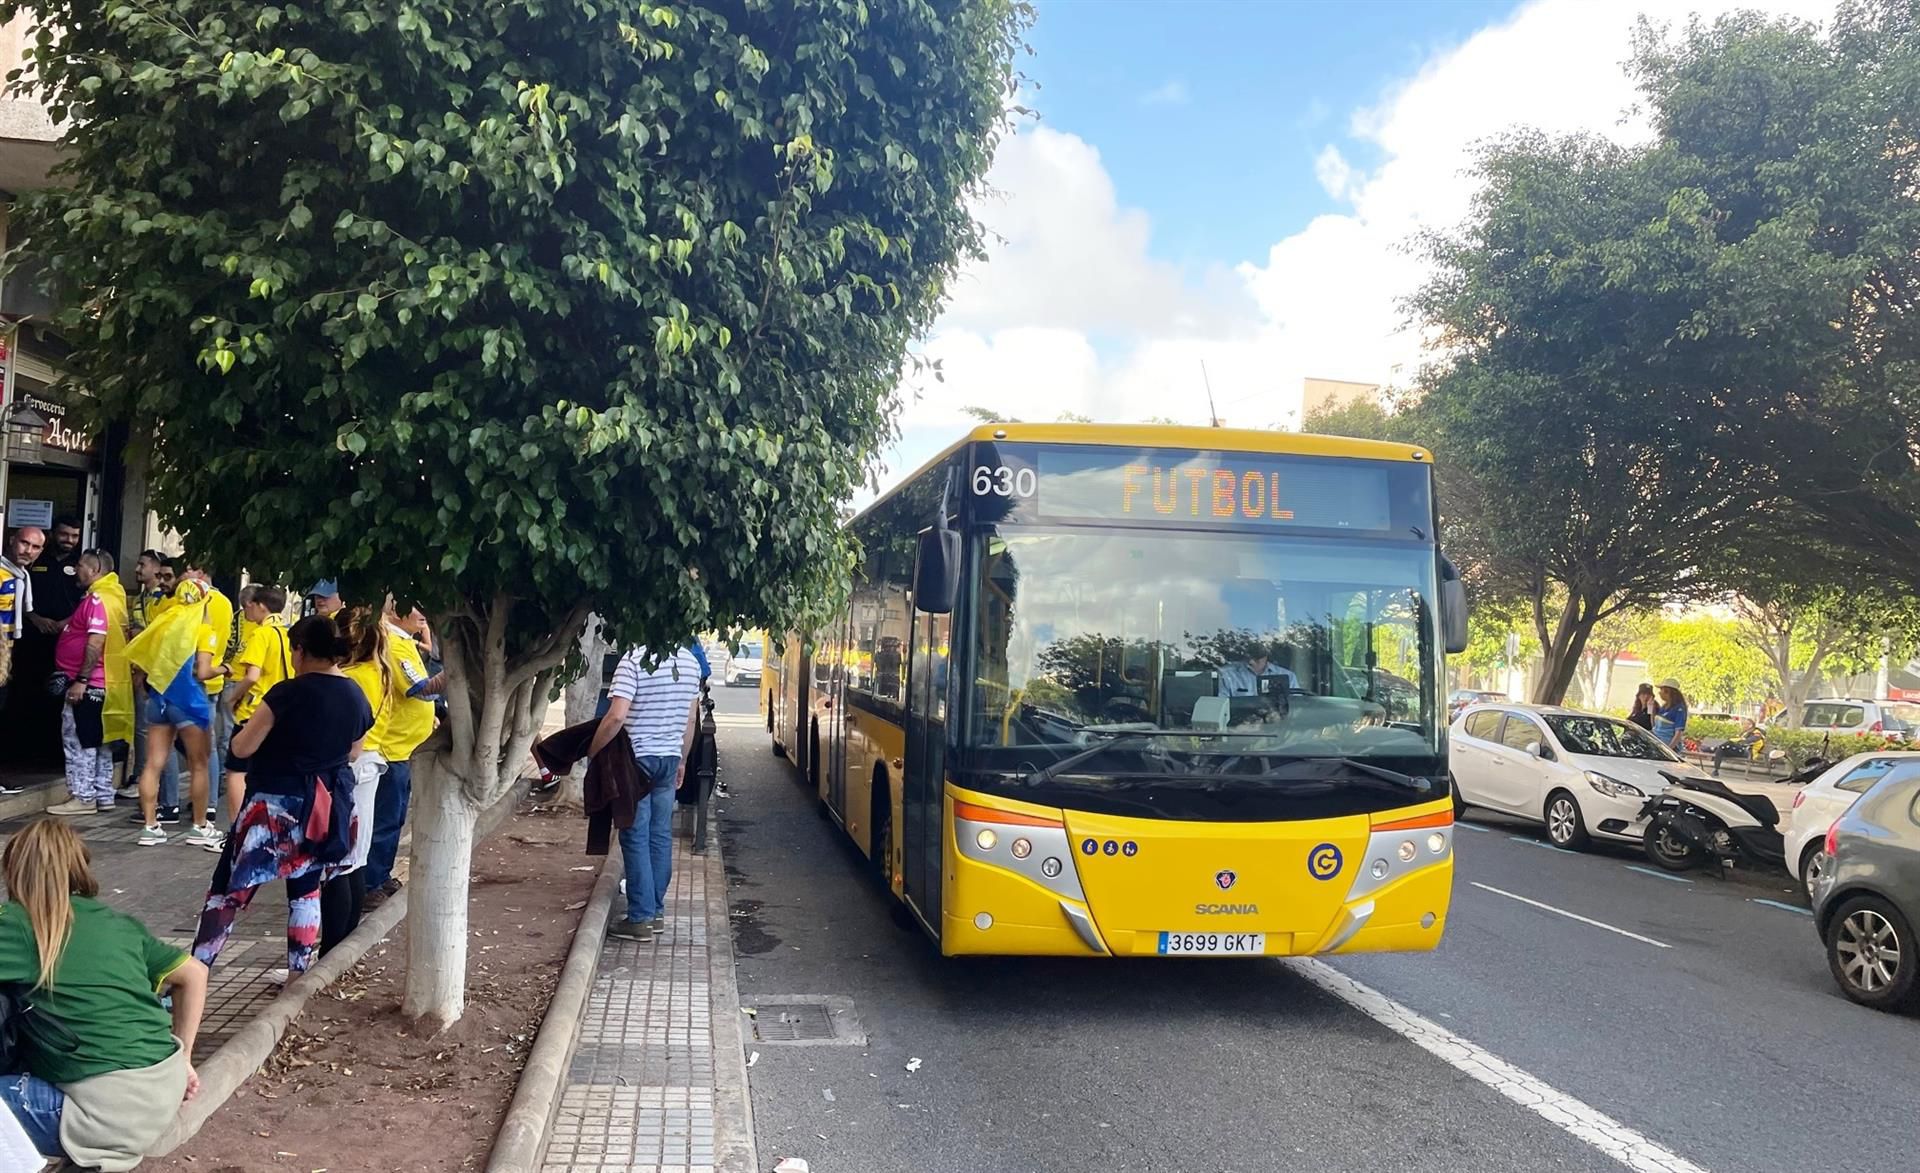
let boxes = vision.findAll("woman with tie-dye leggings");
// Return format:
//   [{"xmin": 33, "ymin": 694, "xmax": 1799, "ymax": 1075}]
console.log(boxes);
[{"xmin": 191, "ymin": 617, "xmax": 371, "ymax": 979}]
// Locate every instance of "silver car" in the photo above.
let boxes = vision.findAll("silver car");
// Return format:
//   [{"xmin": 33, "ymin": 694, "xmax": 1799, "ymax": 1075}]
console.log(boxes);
[{"xmin": 1813, "ymin": 762, "xmax": 1920, "ymax": 1011}]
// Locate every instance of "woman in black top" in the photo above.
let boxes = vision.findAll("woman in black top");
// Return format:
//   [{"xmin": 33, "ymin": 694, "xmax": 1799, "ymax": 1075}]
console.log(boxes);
[
  {"xmin": 1627, "ymin": 683, "xmax": 1656, "ymax": 731},
  {"xmin": 189, "ymin": 617, "xmax": 371, "ymax": 978}
]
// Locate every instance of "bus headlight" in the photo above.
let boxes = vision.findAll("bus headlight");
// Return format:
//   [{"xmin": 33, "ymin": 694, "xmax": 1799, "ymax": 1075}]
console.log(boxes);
[
  {"xmin": 1010, "ymin": 837, "xmax": 1032, "ymax": 859},
  {"xmin": 975, "ymin": 828, "xmax": 998, "ymax": 851},
  {"xmin": 1427, "ymin": 832, "xmax": 1447, "ymax": 855},
  {"xmin": 1371, "ymin": 859, "xmax": 1388, "ymax": 879},
  {"xmin": 1397, "ymin": 840, "xmax": 1417, "ymax": 863},
  {"xmin": 1041, "ymin": 857, "xmax": 1062, "ymax": 878}
]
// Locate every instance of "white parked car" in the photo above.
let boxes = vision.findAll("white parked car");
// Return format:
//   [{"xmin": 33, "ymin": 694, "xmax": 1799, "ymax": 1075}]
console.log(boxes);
[
  {"xmin": 1782, "ymin": 752, "xmax": 1920, "ymax": 898},
  {"xmin": 723, "ymin": 640, "xmax": 764, "ymax": 688},
  {"xmin": 1451, "ymin": 704, "xmax": 1701, "ymax": 850}
]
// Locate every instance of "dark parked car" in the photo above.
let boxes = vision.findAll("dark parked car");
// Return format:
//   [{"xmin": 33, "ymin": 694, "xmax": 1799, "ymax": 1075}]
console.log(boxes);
[{"xmin": 1813, "ymin": 762, "xmax": 1920, "ymax": 1011}]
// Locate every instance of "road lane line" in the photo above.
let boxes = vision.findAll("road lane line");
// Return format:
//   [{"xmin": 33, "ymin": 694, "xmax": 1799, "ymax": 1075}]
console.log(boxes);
[
  {"xmin": 1456, "ymin": 821, "xmax": 1491, "ymax": 833},
  {"xmin": 1290, "ymin": 959, "xmax": 1708, "ymax": 1173},
  {"xmin": 1749, "ymin": 898, "xmax": 1812, "ymax": 917},
  {"xmin": 1468, "ymin": 882, "xmax": 1672, "ymax": 948},
  {"xmin": 1623, "ymin": 865, "xmax": 1693, "ymax": 885},
  {"xmin": 1508, "ymin": 835, "xmax": 1575, "ymax": 853}
]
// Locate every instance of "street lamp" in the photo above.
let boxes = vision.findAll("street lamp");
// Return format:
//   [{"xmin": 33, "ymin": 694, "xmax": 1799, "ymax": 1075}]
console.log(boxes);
[{"xmin": 4, "ymin": 398, "xmax": 47, "ymax": 453}]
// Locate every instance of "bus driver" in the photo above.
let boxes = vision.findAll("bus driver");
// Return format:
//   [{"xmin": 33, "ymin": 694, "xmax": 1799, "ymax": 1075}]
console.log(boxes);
[{"xmin": 1216, "ymin": 641, "xmax": 1298, "ymax": 698}]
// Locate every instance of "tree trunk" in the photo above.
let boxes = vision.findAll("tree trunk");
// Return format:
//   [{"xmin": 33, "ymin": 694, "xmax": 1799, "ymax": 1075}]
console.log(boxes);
[
  {"xmin": 556, "ymin": 619, "xmax": 607, "ymax": 811},
  {"xmin": 1530, "ymin": 594, "xmax": 1599, "ymax": 705},
  {"xmin": 400, "ymin": 750, "xmax": 479, "ymax": 1030}
]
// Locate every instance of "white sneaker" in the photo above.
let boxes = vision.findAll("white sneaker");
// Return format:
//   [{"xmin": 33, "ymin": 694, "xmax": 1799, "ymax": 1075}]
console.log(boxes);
[
  {"xmin": 199, "ymin": 832, "xmax": 227, "ymax": 854},
  {"xmin": 184, "ymin": 822, "xmax": 220, "ymax": 844},
  {"xmin": 45, "ymin": 799, "xmax": 101, "ymax": 816},
  {"xmin": 137, "ymin": 825, "xmax": 168, "ymax": 847},
  {"xmin": 264, "ymin": 968, "xmax": 290, "ymax": 987},
  {"xmin": 116, "ymin": 784, "xmax": 140, "ymax": 800}
]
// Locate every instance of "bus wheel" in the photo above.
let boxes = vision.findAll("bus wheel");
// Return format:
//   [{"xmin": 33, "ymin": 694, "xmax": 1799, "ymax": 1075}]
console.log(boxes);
[{"xmin": 768, "ymin": 706, "xmax": 784, "ymax": 756}]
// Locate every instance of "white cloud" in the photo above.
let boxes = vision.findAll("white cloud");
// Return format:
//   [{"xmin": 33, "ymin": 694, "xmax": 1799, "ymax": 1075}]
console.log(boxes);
[
  {"xmin": 1312, "ymin": 144, "xmax": 1355, "ymax": 201},
  {"xmin": 879, "ymin": 0, "xmax": 1837, "ymax": 492},
  {"xmin": 1138, "ymin": 79, "xmax": 1191, "ymax": 107}
]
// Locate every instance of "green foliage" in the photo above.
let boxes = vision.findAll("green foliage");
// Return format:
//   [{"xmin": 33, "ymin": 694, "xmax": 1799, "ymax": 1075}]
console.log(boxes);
[
  {"xmin": 1638, "ymin": 615, "xmax": 1770, "ymax": 710},
  {"xmin": 6, "ymin": 0, "xmax": 1027, "ymax": 674},
  {"xmin": 1298, "ymin": 398, "xmax": 1414, "ymax": 445},
  {"xmin": 1628, "ymin": 5, "xmax": 1920, "ymax": 578}
]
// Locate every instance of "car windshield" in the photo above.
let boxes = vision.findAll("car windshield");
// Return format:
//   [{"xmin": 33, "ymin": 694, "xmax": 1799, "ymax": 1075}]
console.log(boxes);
[
  {"xmin": 1543, "ymin": 714, "xmax": 1678, "ymax": 761},
  {"xmin": 739, "ymin": 642, "xmax": 763, "ymax": 659},
  {"xmin": 1885, "ymin": 703, "xmax": 1920, "ymax": 729},
  {"xmin": 967, "ymin": 527, "xmax": 1440, "ymax": 769}
]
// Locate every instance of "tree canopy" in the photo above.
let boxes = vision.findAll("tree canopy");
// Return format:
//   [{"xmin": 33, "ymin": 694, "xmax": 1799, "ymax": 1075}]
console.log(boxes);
[{"xmin": 5, "ymin": 0, "xmax": 1026, "ymax": 1023}]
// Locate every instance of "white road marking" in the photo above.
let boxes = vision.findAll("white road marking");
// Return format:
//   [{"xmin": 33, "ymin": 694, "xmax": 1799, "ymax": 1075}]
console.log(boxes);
[
  {"xmin": 1290, "ymin": 959, "xmax": 1708, "ymax": 1173},
  {"xmin": 1455, "ymin": 821, "xmax": 1491, "ymax": 833},
  {"xmin": 1623, "ymin": 864, "xmax": 1692, "ymax": 885},
  {"xmin": 1469, "ymin": 882, "xmax": 1672, "ymax": 949}
]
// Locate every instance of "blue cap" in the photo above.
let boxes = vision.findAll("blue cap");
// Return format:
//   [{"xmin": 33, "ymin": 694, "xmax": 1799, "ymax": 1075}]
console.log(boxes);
[{"xmin": 307, "ymin": 579, "xmax": 339, "ymax": 598}]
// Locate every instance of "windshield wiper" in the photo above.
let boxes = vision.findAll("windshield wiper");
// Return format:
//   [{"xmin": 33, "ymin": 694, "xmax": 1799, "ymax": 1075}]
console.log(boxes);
[
  {"xmin": 1022, "ymin": 734, "xmax": 1157, "ymax": 787},
  {"xmin": 1261, "ymin": 756, "xmax": 1434, "ymax": 794}
]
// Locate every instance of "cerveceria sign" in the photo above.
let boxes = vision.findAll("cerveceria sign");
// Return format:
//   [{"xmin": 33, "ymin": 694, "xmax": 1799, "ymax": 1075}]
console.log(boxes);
[{"xmin": 20, "ymin": 392, "xmax": 95, "ymax": 455}]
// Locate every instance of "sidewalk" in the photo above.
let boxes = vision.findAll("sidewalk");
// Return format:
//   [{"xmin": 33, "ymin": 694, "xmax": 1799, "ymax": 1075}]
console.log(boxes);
[{"xmin": 538, "ymin": 800, "xmax": 756, "ymax": 1173}]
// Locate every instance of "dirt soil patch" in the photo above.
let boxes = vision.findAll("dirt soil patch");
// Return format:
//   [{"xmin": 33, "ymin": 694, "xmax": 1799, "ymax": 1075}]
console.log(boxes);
[{"xmin": 154, "ymin": 806, "xmax": 601, "ymax": 1173}]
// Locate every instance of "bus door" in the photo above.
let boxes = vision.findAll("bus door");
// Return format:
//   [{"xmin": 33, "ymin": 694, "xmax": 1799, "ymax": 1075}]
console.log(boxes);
[
  {"xmin": 826, "ymin": 613, "xmax": 850, "ymax": 816},
  {"xmin": 903, "ymin": 609, "xmax": 951, "ymax": 927}
]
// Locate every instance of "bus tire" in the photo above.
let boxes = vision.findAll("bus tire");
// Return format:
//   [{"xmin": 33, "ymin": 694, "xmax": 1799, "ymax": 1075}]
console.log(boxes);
[{"xmin": 769, "ymin": 705, "xmax": 785, "ymax": 757}]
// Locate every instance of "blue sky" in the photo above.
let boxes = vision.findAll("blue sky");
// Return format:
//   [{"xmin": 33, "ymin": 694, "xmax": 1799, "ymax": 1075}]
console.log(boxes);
[
  {"xmin": 870, "ymin": 0, "xmax": 1835, "ymax": 498},
  {"xmin": 1023, "ymin": 0, "xmax": 1520, "ymax": 269}
]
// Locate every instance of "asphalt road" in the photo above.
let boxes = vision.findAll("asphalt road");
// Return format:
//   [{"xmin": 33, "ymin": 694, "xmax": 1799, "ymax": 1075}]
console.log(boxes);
[{"xmin": 708, "ymin": 687, "xmax": 1915, "ymax": 1172}]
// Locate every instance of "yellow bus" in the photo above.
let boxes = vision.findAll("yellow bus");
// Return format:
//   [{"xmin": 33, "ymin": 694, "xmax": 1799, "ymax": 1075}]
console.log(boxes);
[{"xmin": 765, "ymin": 423, "xmax": 1469, "ymax": 957}]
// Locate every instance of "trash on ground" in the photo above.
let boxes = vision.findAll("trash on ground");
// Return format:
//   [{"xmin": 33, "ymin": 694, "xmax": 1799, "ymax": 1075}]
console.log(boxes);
[
  {"xmin": 773, "ymin": 1159, "xmax": 811, "ymax": 1173},
  {"xmin": 747, "ymin": 1050, "xmax": 760, "ymax": 1068},
  {"xmin": 905, "ymin": 1057, "xmax": 923, "ymax": 1074},
  {"xmin": 822, "ymin": 1088, "xmax": 835, "ymax": 1102}
]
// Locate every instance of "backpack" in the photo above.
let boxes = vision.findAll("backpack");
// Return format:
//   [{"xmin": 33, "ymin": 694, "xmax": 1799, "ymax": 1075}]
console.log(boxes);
[{"xmin": 0, "ymin": 983, "xmax": 76, "ymax": 1073}]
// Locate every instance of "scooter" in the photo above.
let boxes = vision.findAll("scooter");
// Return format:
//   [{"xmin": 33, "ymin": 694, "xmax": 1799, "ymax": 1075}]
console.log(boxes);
[{"xmin": 1638, "ymin": 769, "xmax": 1789, "ymax": 875}]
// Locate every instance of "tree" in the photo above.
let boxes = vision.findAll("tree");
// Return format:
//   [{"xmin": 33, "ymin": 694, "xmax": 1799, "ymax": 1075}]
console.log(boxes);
[
  {"xmin": 9, "ymin": 0, "xmax": 1025, "ymax": 1026},
  {"xmin": 1299, "ymin": 398, "xmax": 1412, "ymax": 444},
  {"xmin": 1731, "ymin": 583, "xmax": 1920, "ymax": 724},
  {"xmin": 1627, "ymin": 5, "xmax": 1920, "ymax": 580},
  {"xmin": 1638, "ymin": 614, "xmax": 1769, "ymax": 711},
  {"xmin": 1569, "ymin": 608, "xmax": 1660, "ymax": 711},
  {"xmin": 1409, "ymin": 125, "xmax": 1777, "ymax": 705}
]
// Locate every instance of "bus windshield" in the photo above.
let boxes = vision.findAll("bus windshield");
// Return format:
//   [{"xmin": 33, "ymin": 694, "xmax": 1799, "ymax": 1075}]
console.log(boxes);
[{"xmin": 967, "ymin": 527, "xmax": 1439, "ymax": 769}]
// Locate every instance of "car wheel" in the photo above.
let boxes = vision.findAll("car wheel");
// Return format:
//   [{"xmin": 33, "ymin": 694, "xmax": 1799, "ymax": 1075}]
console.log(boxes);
[
  {"xmin": 1544, "ymin": 789, "xmax": 1590, "ymax": 850},
  {"xmin": 1800, "ymin": 841, "xmax": 1831, "ymax": 901},
  {"xmin": 1826, "ymin": 895, "xmax": 1920, "ymax": 1011}
]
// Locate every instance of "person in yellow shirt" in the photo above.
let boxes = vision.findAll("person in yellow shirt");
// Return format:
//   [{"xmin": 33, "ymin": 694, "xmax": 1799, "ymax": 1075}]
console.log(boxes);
[
  {"xmin": 217, "ymin": 585, "xmax": 292, "ymax": 842},
  {"xmin": 362, "ymin": 597, "xmax": 443, "ymax": 902},
  {"xmin": 181, "ymin": 567, "xmax": 235, "ymax": 831},
  {"xmin": 330, "ymin": 608, "xmax": 395, "ymax": 951}
]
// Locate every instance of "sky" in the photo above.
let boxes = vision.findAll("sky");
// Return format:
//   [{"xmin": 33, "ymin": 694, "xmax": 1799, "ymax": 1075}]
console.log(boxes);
[{"xmin": 870, "ymin": 0, "xmax": 1837, "ymax": 500}]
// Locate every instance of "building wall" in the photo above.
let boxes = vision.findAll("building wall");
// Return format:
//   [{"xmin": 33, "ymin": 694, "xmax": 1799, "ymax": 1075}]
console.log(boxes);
[{"xmin": 1301, "ymin": 377, "xmax": 1380, "ymax": 419}]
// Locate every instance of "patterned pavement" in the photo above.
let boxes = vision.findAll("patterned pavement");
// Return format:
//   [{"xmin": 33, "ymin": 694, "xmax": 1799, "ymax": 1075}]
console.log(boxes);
[{"xmin": 542, "ymin": 821, "xmax": 723, "ymax": 1173}]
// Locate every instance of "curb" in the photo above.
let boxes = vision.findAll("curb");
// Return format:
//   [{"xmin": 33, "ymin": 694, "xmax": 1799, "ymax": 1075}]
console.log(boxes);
[
  {"xmin": 485, "ymin": 853, "xmax": 622, "ymax": 1173},
  {"xmin": 148, "ymin": 886, "xmax": 411, "ymax": 1156},
  {"xmin": 704, "ymin": 835, "xmax": 759, "ymax": 1173}
]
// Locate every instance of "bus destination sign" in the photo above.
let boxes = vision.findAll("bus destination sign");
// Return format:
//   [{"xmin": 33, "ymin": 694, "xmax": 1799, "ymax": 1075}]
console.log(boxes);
[{"xmin": 989, "ymin": 446, "xmax": 1403, "ymax": 532}]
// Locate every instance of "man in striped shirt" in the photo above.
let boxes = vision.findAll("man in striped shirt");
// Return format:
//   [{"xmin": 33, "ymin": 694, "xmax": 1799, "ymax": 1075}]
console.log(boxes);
[{"xmin": 589, "ymin": 645, "xmax": 702, "ymax": 942}]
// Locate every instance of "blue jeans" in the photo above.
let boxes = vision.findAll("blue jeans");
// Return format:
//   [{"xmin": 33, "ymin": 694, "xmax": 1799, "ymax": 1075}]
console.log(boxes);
[
  {"xmin": 133, "ymin": 687, "xmax": 182, "ymax": 809},
  {"xmin": 364, "ymin": 759, "xmax": 413, "ymax": 890},
  {"xmin": 617, "ymin": 757, "xmax": 680, "ymax": 922},
  {"xmin": 0, "ymin": 1072, "xmax": 65, "ymax": 1157}
]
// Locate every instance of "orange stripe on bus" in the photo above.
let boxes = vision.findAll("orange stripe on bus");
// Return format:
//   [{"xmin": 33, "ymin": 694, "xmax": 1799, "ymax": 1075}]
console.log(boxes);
[
  {"xmin": 954, "ymin": 801, "xmax": 1063, "ymax": 828},
  {"xmin": 1371, "ymin": 810, "xmax": 1453, "ymax": 831}
]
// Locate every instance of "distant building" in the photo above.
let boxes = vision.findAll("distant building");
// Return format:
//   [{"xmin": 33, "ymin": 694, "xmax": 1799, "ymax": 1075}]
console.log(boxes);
[{"xmin": 1301, "ymin": 377, "xmax": 1381, "ymax": 419}]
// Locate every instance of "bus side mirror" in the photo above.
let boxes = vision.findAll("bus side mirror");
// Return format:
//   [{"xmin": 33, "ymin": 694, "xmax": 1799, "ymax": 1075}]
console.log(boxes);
[
  {"xmin": 1441, "ymin": 578, "xmax": 1469, "ymax": 655},
  {"xmin": 913, "ymin": 527, "xmax": 962, "ymax": 615}
]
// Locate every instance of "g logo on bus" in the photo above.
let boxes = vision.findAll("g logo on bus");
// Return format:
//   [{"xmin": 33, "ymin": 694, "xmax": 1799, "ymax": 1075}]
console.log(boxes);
[
  {"xmin": 1308, "ymin": 843, "xmax": 1343, "ymax": 881},
  {"xmin": 1214, "ymin": 869, "xmax": 1236, "ymax": 890}
]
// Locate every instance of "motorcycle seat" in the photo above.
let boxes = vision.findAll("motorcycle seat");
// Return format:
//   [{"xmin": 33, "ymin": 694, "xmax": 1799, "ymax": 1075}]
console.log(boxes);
[{"xmin": 1672, "ymin": 775, "xmax": 1779, "ymax": 828}]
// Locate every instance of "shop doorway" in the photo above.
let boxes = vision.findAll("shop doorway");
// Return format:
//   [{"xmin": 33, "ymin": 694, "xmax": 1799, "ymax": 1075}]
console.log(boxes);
[{"xmin": 4, "ymin": 466, "xmax": 88, "ymax": 536}]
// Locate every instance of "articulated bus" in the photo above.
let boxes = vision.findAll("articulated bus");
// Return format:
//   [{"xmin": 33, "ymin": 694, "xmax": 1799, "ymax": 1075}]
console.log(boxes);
[{"xmin": 763, "ymin": 423, "xmax": 1469, "ymax": 958}]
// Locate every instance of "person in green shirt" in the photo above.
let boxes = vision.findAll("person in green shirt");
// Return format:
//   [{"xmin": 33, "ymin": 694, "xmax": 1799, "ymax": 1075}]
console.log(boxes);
[{"xmin": 0, "ymin": 818, "xmax": 208, "ymax": 1167}]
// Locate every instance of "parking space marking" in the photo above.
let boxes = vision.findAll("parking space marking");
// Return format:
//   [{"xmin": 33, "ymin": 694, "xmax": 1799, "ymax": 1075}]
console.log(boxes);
[
  {"xmin": 1292, "ymin": 959, "xmax": 1709, "ymax": 1173},
  {"xmin": 1456, "ymin": 821, "xmax": 1491, "ymax": 833},
  {"xmin": 1469, "ymin": 882, "xmax": 1672, "ymax": 948},
  {"xmin": 1749, "ymin": 898, "xmax": 1812, "ymax": 917},
  {"xmin": 1508, "ymin": 835, "xmax": 1575, "ymax": 854},
  {"xmin": 1623, "ymin": 865, "xmax": 1693, "ymax": 885}
]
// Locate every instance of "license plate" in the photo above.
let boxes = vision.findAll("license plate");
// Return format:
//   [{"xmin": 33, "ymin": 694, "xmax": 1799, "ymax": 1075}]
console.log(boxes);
[{"xmin": 1157, "ymin": 931, "xmax": 1266, "ymax": 956}]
